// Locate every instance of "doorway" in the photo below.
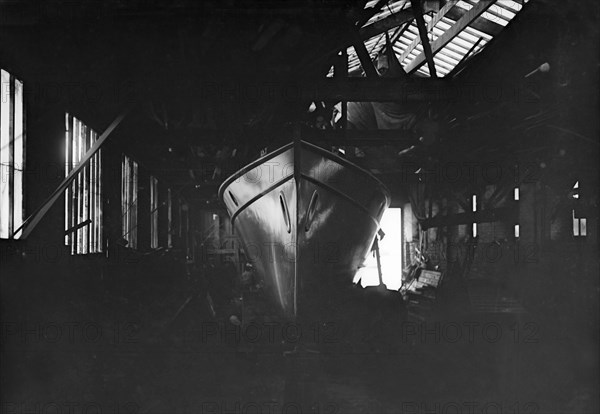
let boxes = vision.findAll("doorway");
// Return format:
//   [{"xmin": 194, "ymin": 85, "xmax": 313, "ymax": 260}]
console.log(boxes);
[{"xmin": 354, "ymin": 208, "xmax": 403, "ymax": 290}]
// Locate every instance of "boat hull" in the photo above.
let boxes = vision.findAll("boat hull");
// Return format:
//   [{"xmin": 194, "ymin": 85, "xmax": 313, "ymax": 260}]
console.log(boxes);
[{"xmin": 219, "ymin": 140, "xmax": 390, "ymax": 319}]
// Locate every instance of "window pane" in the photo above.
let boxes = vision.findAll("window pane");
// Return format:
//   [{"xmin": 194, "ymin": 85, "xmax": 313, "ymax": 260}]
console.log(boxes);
[
  {"xmin": 0, "ymin": 69, "xmax": 10, "ymax": 238},
  {"xmin": 64, "ymin": 115, "xmax": 102, "ymax": 253},
  {"xmin": 13, "ymin": 78, "xmax": 24, "ymax": 238},
  {"xmin": 150, "ymin": 175, "xmax": 159, "ymax": 249},
  {"xmin": 167, "ymin": 188, "xmax": 172, "ymax": 248}
]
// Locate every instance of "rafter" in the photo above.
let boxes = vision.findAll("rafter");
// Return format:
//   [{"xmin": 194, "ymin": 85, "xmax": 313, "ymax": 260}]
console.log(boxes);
[{"xmin": 405, "ymin": 0, "xmax": 497, "ymax": 73}]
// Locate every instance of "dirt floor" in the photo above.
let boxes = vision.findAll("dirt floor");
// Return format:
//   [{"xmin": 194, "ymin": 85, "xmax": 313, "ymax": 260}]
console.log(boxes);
[{"xmin": 1, "ymin": 259, "xmax": 598, "ymax": 414}]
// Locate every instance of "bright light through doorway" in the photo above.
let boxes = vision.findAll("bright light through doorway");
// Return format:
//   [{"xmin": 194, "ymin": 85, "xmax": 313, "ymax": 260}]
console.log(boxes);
[{"xmin": 354, "ymin": 208, "xmax": 403, "ymax": 290}]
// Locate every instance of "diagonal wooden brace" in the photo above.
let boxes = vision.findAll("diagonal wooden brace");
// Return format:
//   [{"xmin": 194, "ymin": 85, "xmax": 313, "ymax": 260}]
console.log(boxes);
[{"xmin": 13, "ymin": 106, "xmax": 133, "ymax": 239}]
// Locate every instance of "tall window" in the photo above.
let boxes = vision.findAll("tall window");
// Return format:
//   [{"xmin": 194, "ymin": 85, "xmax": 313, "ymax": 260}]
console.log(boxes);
[
  {"xmin": 0, "ymin": 69, "xmax": 25, "ymax": 239},
  {"xmin": 121, "ymin": 155, "xmax": 138, "ymax": 249},
  {"xmin": 64, "ymin": 114, "xmax": 103, "ymax": 254},
  {"xmin": 572, "ymin": 181, "xmax": 586, "ymax": 237},
  {"xmin": 471, "ymin": 194, "xmax": 477, "ymax": 237},
  {"xmin": 514, "ymin": 187, "xmax": 519, "ymax": 237},
  {"xmin": 167, "ymin": 188, "xmax": 173, "ymax": 248},
  {"xmin": 150, "ymin": 175, "xmax": 159, "ymax": 249}
]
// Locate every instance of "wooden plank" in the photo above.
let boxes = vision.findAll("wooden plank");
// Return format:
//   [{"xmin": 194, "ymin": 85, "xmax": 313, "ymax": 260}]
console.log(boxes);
[
  {"xmin": 405, "ymin": 0, "xmax": 497, "ymax": 73},
  {"xmin": 420, "ymin": 206, "xmax": 516, "ymax": 229},
  {"xmin": 13, "ymin": 107, "xmax": 132, "ymax": 239},
  {"xmin": 411, "ymin": 0, "xmax": 438, "ymax": 77}
]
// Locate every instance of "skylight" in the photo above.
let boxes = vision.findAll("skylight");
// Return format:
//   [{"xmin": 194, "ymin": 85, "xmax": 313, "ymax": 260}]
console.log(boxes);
[{"xmin": 350, "ymin": 0, "xmax": 529, "ymax": 78}]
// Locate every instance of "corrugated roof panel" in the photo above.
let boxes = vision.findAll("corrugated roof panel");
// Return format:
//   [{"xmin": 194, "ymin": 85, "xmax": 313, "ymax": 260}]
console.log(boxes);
[
  {"xmin": 432, "ymin": 57, "xmax": 454, "ymax": 73},
  {"xmin": 462, "ymin": 25, "xmax": 494, "ymax": 41},
  {"xmin": 456, "ymin": 29, "xmax": 484, "ymax": 44},
  {"xmin": 451, "ymin": 34, "xmax": 478, "ymax": 50},
  {"xmin": 417, "ymin": 66, "xmax": 430, "ymax": 77},
  {"xmin": 436, "ymin": 51, "xmax": 461, "ymax": 66},
  {"xmin": 437, "ymin": 45, "xmax": 468, "ymax": 61}
]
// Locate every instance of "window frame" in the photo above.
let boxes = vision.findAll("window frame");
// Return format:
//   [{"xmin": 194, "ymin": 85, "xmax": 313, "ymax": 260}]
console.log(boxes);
[
  {"xmin": 0, "ymin": 68, "xmax": 26, "ymax": 240},
  {"xmin": 64, "ymin": 113, "xmax": 103, "ymax": 254}
]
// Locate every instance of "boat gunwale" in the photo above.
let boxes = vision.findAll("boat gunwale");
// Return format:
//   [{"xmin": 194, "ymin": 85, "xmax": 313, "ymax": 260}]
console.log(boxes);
[
  {"xmin": 218, "ymin": 139, "xmax": 392, "ymax": 208},
  {"xmin": 230, "ymin": 174, "xmax": 295, "ymax": 224},
  {"xmin": 218, "ymin": 142, "xmax": 294, "ymax": 202}
]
